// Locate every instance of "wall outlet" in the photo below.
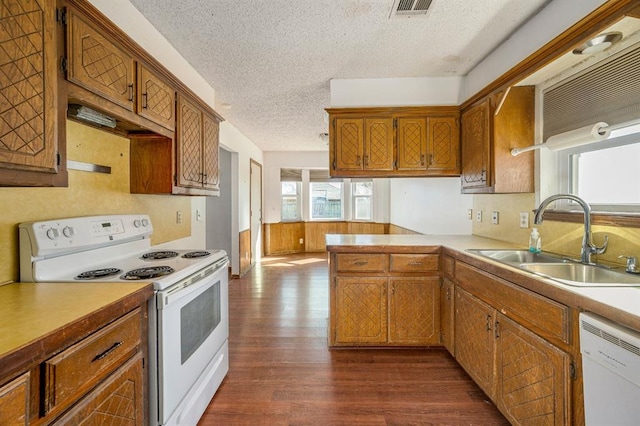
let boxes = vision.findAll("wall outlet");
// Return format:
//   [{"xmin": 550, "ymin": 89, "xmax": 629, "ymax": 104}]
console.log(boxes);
[
  {"xmin": 476, "ymin": 210, "xmax": 483, "ymax": 222},
  {"xmin": 467, "ymin": 209, "xmax": 473, "ymax": 220},
  {"xmin": 176, "ymin": 211, "xmax": 182, "ymax": 224},
  {"xmin": 491, "ymin": 211, "xmax": 499, "ymax": 225},
  {"xmin": 519, "ymin": 212, "xmax": 529, "ymax": 228},
  {"xmin": 299, "ymin": 238, "xmax": 304, "ymax": 244}
]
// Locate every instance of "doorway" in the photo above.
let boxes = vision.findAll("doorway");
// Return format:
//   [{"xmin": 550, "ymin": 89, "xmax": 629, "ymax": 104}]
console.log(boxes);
[{"xmin": 250, "ymin": 159, "xmax": 262, "ymax": 265}]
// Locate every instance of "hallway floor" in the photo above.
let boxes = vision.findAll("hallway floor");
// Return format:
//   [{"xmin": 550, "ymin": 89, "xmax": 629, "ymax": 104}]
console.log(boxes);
[{"xmin": 199, "ymin": 253, "xmax": 508, "ymax": 425}]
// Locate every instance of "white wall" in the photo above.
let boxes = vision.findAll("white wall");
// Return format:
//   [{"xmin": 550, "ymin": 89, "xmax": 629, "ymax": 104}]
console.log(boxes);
[
  {"xmin": 390, "ymin": 178, "xmax": 472, "ymax": 234},
  {"xmin": 330, "ymin": 77, "xmax": 472, "ymax": 234},
  {"xmin": 463, "ymin": 0, "xmax": 608, "ymax": 101}
]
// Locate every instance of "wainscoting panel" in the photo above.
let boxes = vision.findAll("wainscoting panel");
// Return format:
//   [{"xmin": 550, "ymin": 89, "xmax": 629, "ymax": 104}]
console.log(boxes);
[
  {"xmin": 264, "ymin": 222, "xmax": 305, "ymax": 255},
  {"xmin": 239, "ymin": 228, "xmax": 251, "ymax": 276}
]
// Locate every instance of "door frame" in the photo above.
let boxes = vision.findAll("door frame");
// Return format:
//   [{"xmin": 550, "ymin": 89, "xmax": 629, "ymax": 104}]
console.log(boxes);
[{"xmin": 249, "ymin": 159, "xmax": 263, "ymax": 264}]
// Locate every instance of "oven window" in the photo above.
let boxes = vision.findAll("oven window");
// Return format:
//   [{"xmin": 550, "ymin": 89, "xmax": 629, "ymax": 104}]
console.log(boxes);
[{"xmin": 180, "ymin": 281, "xmax": 221, "ymax": 364}]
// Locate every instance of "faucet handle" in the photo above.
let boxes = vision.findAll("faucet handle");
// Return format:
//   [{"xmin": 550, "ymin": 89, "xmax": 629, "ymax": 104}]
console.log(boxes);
[
  {"xmin": 618, "ymin": 255, "xmax": 640, "ymax": 273},
  {"xmin": 593, "ymin": 235, "xmax": 608, "ymax": 254}
]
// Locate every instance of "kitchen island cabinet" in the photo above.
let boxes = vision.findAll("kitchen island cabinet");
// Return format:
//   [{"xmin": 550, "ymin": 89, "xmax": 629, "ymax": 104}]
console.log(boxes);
[{"xmin": 0, "ymin": 282, "xmax": 152, "ymax": 425}]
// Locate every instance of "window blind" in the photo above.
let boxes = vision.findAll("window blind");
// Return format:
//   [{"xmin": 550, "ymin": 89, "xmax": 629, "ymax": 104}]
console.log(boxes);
[
  {"xmin": 309, "ymin": 169, "xmax": 342, "ymax": 182},
  {"xmin": 280, "ymin": 168, "xmax": 302, "ymax": 182}
]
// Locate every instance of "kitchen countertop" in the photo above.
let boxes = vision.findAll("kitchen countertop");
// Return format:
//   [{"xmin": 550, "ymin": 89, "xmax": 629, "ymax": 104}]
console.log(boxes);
[
  {"xmin": 326, "ymin": 233, "xmax": 640, "ymax": 330},
  {"xmin": 0, "ymin": 281, "xmax": 153, "ymax": 382}
]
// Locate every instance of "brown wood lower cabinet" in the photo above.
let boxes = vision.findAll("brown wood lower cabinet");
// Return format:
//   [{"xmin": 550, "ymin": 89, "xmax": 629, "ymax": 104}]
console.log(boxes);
[
  {"xmin": 329, "ymin": 249, "xmax": 441, "ymax": 347},
  {"xmin": 454, "ymin": 261, "xmax": 571, "ymax": 425},
  {"xmin": 0, "ymin": 372, "xmax": 29, "ymax": 425},
  {"xmin": 440, "ymin": 277, "xmax": 455, "ymax": 354}
]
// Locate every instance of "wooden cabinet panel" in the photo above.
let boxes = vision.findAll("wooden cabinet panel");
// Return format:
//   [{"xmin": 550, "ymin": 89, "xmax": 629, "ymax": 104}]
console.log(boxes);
[
  {"xmin": 461, "ymin": 98, "xmax": 491, "ymax": 190},
  {"xmin": 364, "ymin": 118, "xmax": 394, "ymax": 170},
  {"xmin": 52, "ymin": 353, "xmax": 144, "ymax": 425},
  {"xmin": 389, "ymin": 277, "xmax": 440, "ymax": 344},
  {"xmin": 335, "ymin": 277, "xmax": 388, "ymax": 344},
  {"xmin": 136, "ymin": 63, "xmax": 175, "ymax": 130},
  {"xmin": 176, "ymin": 95, "xmax": 203, "ymax": 188},
  {"xmin": 455, "ymin": 287, "xmax": 496, "ymax": 398},
  {"xmin": 397, "ymin": 117, "xmax": 427, "ymax": 170},
  {"xmin": 389, "ymin": 253, "xmax": 439, "ymax": 272},
  {"xmin": 336, "ymin": 253, "xmax": 388, "ymax": 273},
  {"xmin": 456, "ymin": 262, "xmax": 570, "ymax": 345},
  {"xmin": 334, "ymin": 118, "xmax": 364, "ymax": 171},
  {"xmin": 441, "ymin": 278, "xmax": 455, "ymax": 354},
  {"xmin": 0, "ymin": 372, "xmax": 29, "ymax": 425},
  {"xmin": 496, "ymin": 315, "xmax": 570, "ymax": 425},
  {"xmin": 0, "ymin": 0, "xmax": 65, "ymax": 185},
  {"xmin": 67, "ymin": 9, "xmax": 135, "ymax": 111},
  {"xmin": 202, "ymin": 112, "xmax": 220, "ymax": 190},
  {"xmin": 43, "ymin": 309, "xmax": 141, "ymax": 415},
  {"xmin": 427, "ymin": 116, "xmax": 459, "ymax": 174},
  {"xmin": 442, "ymin": 255, "xmax": 455, "ymax": 278}
]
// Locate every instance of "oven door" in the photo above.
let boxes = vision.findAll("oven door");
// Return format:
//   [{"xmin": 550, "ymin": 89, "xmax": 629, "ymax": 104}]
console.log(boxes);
[{"xmin": 156, "ymin": 258, "xmax": 228, "ymax": 424}]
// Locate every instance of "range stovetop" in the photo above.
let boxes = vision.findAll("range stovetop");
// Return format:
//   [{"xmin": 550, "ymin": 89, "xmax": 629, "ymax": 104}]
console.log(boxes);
[{"xmin": 19, "ymin": 215, "xmax": 227, "ymax": 291}]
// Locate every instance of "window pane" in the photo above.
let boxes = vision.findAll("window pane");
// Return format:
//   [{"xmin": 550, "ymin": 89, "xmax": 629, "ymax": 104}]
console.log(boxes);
[
  {"xmin": 354, "ymin": 196, "xmax": 371, "ymax": 220},
  {"xmin": 281, "ymin": 181, "xmax": 298, "ymax": 195},
  {"xmin": 353, "ymin": 181, "xmax": 372, "ymax": 196},
  {"xmin": 574, "ymin": 143, "xmax": 640, "ymax": 205},
  {"xmin": 311, "ymin": 182, "xmax": 342, "ymax": 219}
]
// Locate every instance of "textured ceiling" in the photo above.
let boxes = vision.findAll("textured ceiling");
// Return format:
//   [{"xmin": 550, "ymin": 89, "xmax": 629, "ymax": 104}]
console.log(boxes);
[{"xmin": 129, "ymin": 0, "xmax": 550, "ymax": 151}]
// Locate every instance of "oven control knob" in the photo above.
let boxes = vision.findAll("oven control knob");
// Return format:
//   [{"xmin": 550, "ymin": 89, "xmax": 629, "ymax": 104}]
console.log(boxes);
[
  {"xmin": 134, "ymin": 219, "xmax": 141, "ymax": 228},
  {"xmin": 46, "ymin": 227, "xmax": 60, "ymax": 240},
  {"xmin": 62, "ymin": 226, "xmax": 75, "ymax": 238},
  {"xmin": 141, "ymin": 218, "xmax": 149, "ymax": 227}
]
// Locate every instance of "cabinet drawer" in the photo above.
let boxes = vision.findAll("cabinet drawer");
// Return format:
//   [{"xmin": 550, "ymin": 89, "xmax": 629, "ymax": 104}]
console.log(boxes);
[
  {"xmin": 336, "ymin": 254, "xmax": 388, "ymax": 272},
  {"xmin": 0, "ymin": 372, "xmax": 29, "ymax": 425},
  {"xmin": 443, "ymin": 255, "xmax": 455, "ymax": 277},
  {"xmin": 44, "ymin": 309, "xmax": 142, "ymax": 414},
  {"xmin": 456, "ymin": 262, "xmax": 569, "ymax": 344},
  {"xmin": 390, "ymin": 254, "xmax": 439, "ymax": 272}
]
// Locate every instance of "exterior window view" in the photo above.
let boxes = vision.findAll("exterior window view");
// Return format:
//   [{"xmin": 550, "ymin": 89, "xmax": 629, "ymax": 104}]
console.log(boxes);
[{"xmin": 2, "ymin": 1, "xmax": 640, "ymax": 425}]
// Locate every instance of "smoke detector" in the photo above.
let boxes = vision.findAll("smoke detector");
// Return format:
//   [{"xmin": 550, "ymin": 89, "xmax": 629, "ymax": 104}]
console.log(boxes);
[{"xmin": 389, "ymin": 0, "xmax": 434, "ymax": 18}]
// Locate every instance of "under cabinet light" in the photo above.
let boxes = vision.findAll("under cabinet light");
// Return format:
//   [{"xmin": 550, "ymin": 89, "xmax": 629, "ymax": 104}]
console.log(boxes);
[{"xmin": 68, "ymin": 104, "xmax": 117, "ymax": 128}]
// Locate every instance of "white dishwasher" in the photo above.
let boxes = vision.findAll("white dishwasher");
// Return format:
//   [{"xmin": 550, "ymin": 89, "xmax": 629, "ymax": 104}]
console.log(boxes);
[{"xmin": 580, "ymin": 312, "xmax": 640, "ymax": 425}]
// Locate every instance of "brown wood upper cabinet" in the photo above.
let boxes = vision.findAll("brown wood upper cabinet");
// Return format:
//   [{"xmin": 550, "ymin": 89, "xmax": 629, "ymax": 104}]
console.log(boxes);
[
  {"xmin": 66, "ymin": 7, "xmax": 176, "ymax": 131},
  {"xmin": 327, "ymin": 107, "xmax": 460, "ymax": 178},
  {"xmin": 460, "ymin": 86, "xmax": 534, "ymax": 193},
  {"xmin": 0, "ymin": 0, "xmax": 67, "ymax": 187}
]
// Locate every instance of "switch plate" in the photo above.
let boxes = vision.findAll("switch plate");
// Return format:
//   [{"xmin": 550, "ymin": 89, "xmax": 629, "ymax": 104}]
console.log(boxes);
[
  {"xmin": 519, "ymin": 212, "xmax": 529, "ymax": 228},
  {"xmin": 299, "ymin": 238, "xmax": 304, "ymax": 244},
  {"xmin": 196, "ymin": 209, "xmax": 202, "ymax": 221},
  {"xmin": 176, "ymin": 211, "xmax": 182, "ymax": 224},
  {"xmin": 491, "ymin": 211, "xmax": 499, "ymax": 225},
  {"xmin": 467, "ymin": 209, "xmax": 473, "ymax": 220},
  {"xmin": 476, "ymin": 210, "xmax": 483, "ymax": 222}
]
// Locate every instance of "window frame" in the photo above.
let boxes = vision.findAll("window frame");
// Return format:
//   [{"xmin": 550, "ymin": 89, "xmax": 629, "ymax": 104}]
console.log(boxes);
[
  {"xmin": 309, "ymin": 181, "xmax": 344, "ymax": 221},
  {"xmin": 281, "ymin": 181, "xmax": 302, "ymax": 222},
  {"xmin": 351, "ymin": 180, "xmax": 373, "ymax": 222}
]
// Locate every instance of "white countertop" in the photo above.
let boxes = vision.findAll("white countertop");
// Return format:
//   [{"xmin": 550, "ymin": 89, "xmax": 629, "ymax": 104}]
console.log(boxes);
[{"xmin": 326, "ymin": 233, "xmax": 640, "ymax": 325}]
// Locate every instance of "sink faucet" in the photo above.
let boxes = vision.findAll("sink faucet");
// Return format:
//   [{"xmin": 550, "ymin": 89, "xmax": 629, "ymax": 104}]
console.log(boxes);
[{"xmin": 533, "ymin": 194, "xmax": 608, "ymax": 264}]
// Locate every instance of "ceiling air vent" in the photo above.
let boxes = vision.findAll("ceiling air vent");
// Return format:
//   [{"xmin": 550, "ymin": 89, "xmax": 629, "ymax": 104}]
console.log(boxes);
[{"xmin": 389, "ymin": 0, "xmax": 434, "ymax": 18}]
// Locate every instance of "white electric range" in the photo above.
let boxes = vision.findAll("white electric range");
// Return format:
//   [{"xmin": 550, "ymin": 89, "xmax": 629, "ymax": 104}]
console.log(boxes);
[{"xmin": 19, "ymin": 214, "xmax": 229, "ymax": 426}]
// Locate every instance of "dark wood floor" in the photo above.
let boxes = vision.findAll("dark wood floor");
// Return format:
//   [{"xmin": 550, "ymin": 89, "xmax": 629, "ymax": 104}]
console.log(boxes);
[{"xmin": 199, "ymin": 253, "xmax": 509, "ymax": 425}]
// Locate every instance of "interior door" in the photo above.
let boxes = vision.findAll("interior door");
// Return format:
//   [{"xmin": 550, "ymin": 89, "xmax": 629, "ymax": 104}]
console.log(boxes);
[{"xmin": 250, "ymin": 160, "xmax": 263, "ymax": 264}]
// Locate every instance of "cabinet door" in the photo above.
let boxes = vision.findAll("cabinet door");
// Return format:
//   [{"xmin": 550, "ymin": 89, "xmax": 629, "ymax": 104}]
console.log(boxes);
[
  {"xmin": 427, "ymin": 116, "xmax": 459, "ymax": 174},
  {"xmin": 0, "ymin": 0, "xmax": 60, "ymax": 178},
  {"xmin": 0, "ymin": 372, "xmax": 29, "ymax": 425},
  {"xmin": 335, "ymin": 277, "xmax": 387, "ymax": 344},
  {"xmin": 67, "ymin": 9, "xmax": 135, "ymax": 111},
  {"xmin": 495, "ymin": 315, "xmax": 570, "ymax": 426},
  {"xmin": 136, "ymin": 63, "xmax": 175, "ymax": 130},
  {"xmin": 202, "ymin": 113, "xmax": 220, "ymax": 191},
  {"xmin": 334, "ymin": 118, "xmax": 364, "ymax": 171},
  {"xmin": 441, "ymin": 278, "xmax": 455, "ymax": 354},
  {"xmin": 52, "ymin": 353, "xmax": 144, "ymax": 425},
  {"xmin": 455, "ymin": 287, "xmax": 496, "ymax": 398},
  {"xmin": 461, "ymin": 99, "xmax": 491, "ymax": 190},
  {"xmin": 389, "ymin": 277, "xmax": 440, "ymax": 345},
  {"xmin": 176, "ymin": 95, "xmax": 203, "ymax": 188},
  {"xmin": 363, "ymin": 118, "xmax": 393, "ymax": 170},
  {"xmin": 396, "ymin": 117, "xmax": 427, "ymax": 170}
]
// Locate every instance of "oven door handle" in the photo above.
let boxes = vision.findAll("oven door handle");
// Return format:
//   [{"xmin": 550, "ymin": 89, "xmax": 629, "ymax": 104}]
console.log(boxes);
[{"xmin": 158, "ymin": 258, "xmax": 228, "ymax": 309}]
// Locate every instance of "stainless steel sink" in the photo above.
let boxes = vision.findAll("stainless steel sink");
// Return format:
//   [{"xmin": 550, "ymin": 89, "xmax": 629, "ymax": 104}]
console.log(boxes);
[
  {"xmin": 467, "ymin": 249, "xmax": 640, "ymax": 287},
  {"xmin": 467, "ymin": 249, "xmax": 568, "ymax": 265},
  {"xmin": 519, "ymin": 263, "xmax": 640, "ymax": 287}
]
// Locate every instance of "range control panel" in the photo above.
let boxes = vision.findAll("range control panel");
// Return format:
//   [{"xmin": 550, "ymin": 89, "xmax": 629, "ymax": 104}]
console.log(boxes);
[{"xmin": 20, "ymin": 214, "xmax": 153, "ymax": 258}]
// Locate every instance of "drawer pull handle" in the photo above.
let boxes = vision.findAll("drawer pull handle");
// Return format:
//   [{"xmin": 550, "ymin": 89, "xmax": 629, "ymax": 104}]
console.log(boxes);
[
  {"xmin": 354, "ymin": 261, "xmax": 368, "ymax": 266},
  {"xmin": 92, "ymin": 341, "xmax": 123, "ymax": 362},
  {"xmin": 408, "ymin": 261, "xmax": 423, "ymax": 266},
  {"xmin": 494, "ymin": 321, "xmax": 500, "ymax": 339},
  {"xmin": 486, "ymin": 315, "xmax": 492, "ymax": 331}
]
